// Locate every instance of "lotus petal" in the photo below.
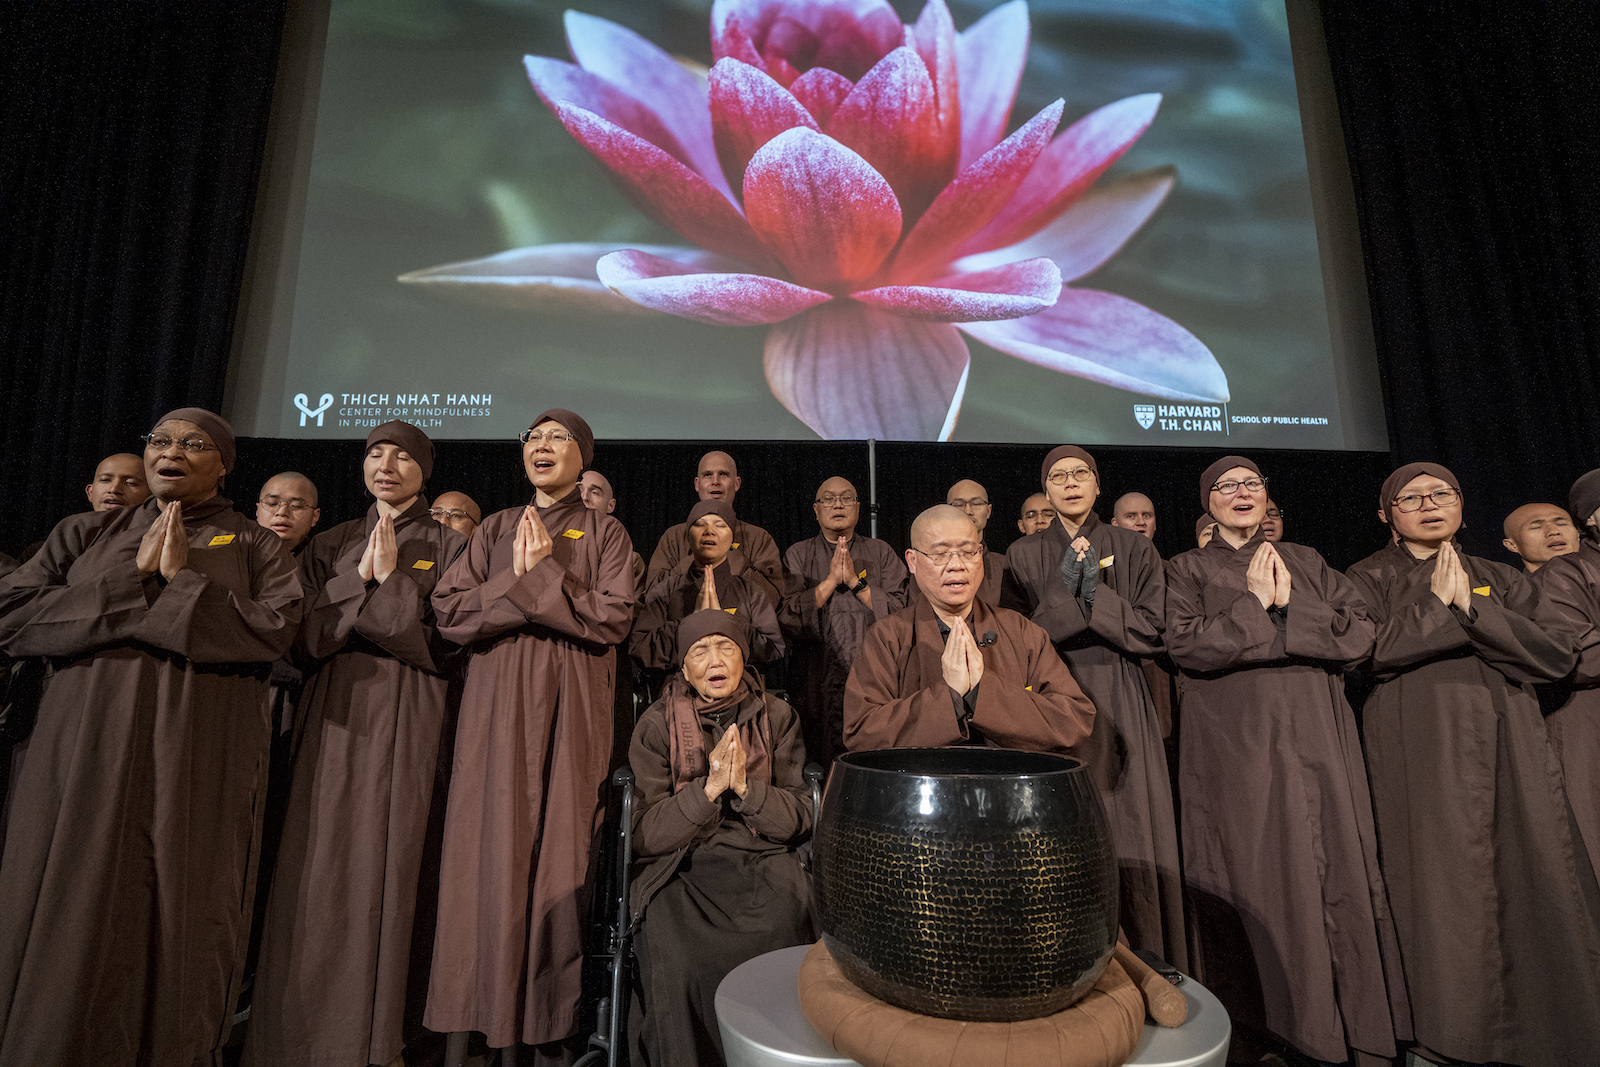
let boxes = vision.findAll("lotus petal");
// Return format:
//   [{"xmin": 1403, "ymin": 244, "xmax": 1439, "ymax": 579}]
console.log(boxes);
[
  {"xmin": 960, "ymin": 93, "xmax": 1162, "ymax": 256},
  {"xmin": 889, "ymin": 99, "xmax": 1062, "ymax": 282},
  {"xmin": 764, "ymin": 301, "xmax": 970, "ymax": 440},
  {"xmin": 955, "ymin": 166, "xmax": 1175, "ymax": 282},
  {"xmin": 397, "ymin": 242, "xmax": 740, "ymax": 315},
  {"xmin": 712, "ymin": 0, "xmax": 903, "ymax": 83},
  {"xmin": 789, "ymin": 67, "xmax": 855, "ymax": 127},
  {"xmin": 955, "ymin": 0, "xmax": 1028, "ymax": 170},
  {"xmin": 562, "ymin": 11, "xmax": 732, "ymax": 202},
  {"xmin": 959, "ymin": 288, "xmax": 1229, "ymax": 401},
  {"xmin": 908, "ymin": 0, "xmax": 961, "ymax": 182},
  {"xmin": 596, "ymin": 249, "xmax": 832, "ymax": 325},
  {"xmin": 525, "ymin": 57, "xmax": 692, "ymax": 171},
  {"xmin": 743, "ymin": 127, "xmax": 902, "ymax": 289},
  {"xmin": 853, "ymin": 258, "xmax": 1061, "ymax": 322},
  {"xmin": 550, "ymin": 102, "xmax": 778, "ymax": 271},
  {"xmin": 825, "ymin": 47, "xmax": 953, "ymax": 223},
  {"xmin": 710, "ymin": 59, "xmax": 819, "ymax": 197}
]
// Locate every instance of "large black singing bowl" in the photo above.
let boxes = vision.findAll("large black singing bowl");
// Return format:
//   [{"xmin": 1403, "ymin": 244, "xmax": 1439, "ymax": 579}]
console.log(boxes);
[{"xmin": 812, "ymin": 748, "xmax": 1119, "ymax": 1022}]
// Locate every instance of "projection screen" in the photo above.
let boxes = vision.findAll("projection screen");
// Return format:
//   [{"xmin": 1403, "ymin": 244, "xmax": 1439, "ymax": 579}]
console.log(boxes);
[{"xmin": 225, "ymin": 0, "xmax": 1388, "ymax": 449}]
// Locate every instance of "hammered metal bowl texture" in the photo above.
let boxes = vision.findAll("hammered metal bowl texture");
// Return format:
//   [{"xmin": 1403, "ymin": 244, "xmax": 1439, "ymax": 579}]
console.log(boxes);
[{"xmin": 813, "ymin": 748, "xmax": 1118, "ymax": 1022}]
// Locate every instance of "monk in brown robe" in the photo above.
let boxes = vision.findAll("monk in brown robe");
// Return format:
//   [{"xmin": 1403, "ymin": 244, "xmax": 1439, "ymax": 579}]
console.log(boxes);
[
  {"xmin": 0, "ymin": 407, "xmax": 303, "ymax": 1067},
  {"xmin": 84, "ymin": 451, "xmax": 149, "ymax": 512},
  {"xmin": 581, "ymin": 470, "xmax": 646, "ymax": 598},
  {"xmin": 999, "ymin": 446, "xmax": 1185, "ymax": 971},
  {"xmin": 246, "ymin": 422, "xmax": 468, "ymax": 1067},
  {"xmin": 1348, "ymin": 462, "xmax": 1600, "ymax": 1067},
  {"xmin": 1017, "ymin": 492, "xmax": 1056, "ymax": 536},
  {"xmin": 628, "ymin": 610, "xmax": 814, "ymax": 1067},
  {"xmin": 429, "ymin": 491, "xmax": 482, "ymax": 538},
  {"xmin": 1110, "ymin": 491, "xmax": 1156, "ymax": 540},
  {"xmin": 1170, "ymin": 455, "xmax": 1407, "ymax": 1067},
  {"xmin": 646, "ymin": 452, "xmax": 783, "ymax": 606},
  {"xmin": 257, "ymin": 471, "xmax": 321, "ymax": 551},
  {"xmin": 1501, "ymin": 501, "xmax": 1577, "ymax": 572},
  {"xmin": 909, "ymin": 480, "xmax": 1006, "ymax": 607},
  {"xmin": 1571, "ymin": 467, "xmax": 1600, "ymax": 563},
  {"xmin": 845, "ymin": 506, "xmax": 1093, "ymax": 753},
  {"xmin": 630, "ymin": 500, "xmax": 783, "ymax": 671},
  {"xmin": 425, "ymin": 409, "xmax": 635, "ymax": 1057},
  {"xmin": 779, "ymin": 476, "xmax": 909, "ymax": 765},
  {"xmin": 1259, "ymin": 499, "xmax": 1283, "ymax": 542},
  {"xmin": 1106, "ymin": 491, "xmax": 1177, "ymax": 745}
]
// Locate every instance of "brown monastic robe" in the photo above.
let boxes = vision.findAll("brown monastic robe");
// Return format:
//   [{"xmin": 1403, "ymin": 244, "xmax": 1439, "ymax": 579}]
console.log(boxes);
[
  {"xmin": 779, "ymin": 531, "xmax": 909, "ymax": 765},
  {"xmin": 648, "ymin": 518, "xmax": 784, "ymax": 607},
  {"xmin": 1000, "ymin": 514, "xmax": 1186, "ymax": 970},
  {"xmin": 1532, "ymin": 549, "xmax": 1600, "ymax": 877},
  {"xmin": 245, "ymin": 498, "xmax": 467, "ymax": 1067},
  {"xmin": 1168, "ymin": 532, "xmax": 1407, "ymax": 1061},
  {"xmin": 908, "ymin": 548, "xmax": 1006, "ymax": 608},
  {"xmin": 425, "ymin": 488, "xmax": 635, "ymax": 1048},
  {"xmin": 627, "ymin": 684, "xmax": 814, "ymax": 1067},
  {"xmin": 0, "ymin": 495, "xmax": 302, "ymax": 1067},
  {"xmin": 1348, "ymin": 541, "xmax": 1600, "ymax": 1066},
  {"xmin": 842, "ymin": 594, "xmax": 1094, "ymax": 753},
  {"xmin": 628, "ymin": 557, "xmax": 784, "ymax": 671}
]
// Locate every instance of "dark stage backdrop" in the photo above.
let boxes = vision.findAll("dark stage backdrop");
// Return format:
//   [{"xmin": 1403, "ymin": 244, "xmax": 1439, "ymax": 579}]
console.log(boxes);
[{"xmin": 3, "ymin": 1, "xmax": 1600, "ymax": 571}]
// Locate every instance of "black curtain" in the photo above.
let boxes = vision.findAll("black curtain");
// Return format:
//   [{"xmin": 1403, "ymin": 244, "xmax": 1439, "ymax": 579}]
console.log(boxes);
[
  {"xmin": 1323, "ymin": 0, "xmax": 1600, "ymax": 546},
  {"xmin": 4, "ymin": 1, "xmax": 1600, "ymax": 571},
  {"xmin": 0, "ymin": 0, "xmax": 286, "ymax": 553}
]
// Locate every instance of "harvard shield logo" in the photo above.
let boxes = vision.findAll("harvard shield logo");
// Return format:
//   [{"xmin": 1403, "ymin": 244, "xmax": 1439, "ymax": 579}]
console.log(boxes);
[{"xmin": 1134, "ymin": 404, "xmax": 1156, "ymax": 430}]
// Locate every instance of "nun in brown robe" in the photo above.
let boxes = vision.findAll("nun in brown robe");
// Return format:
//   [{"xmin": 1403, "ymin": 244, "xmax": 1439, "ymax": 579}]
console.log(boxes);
[
  {"xmin": 644, "ymin": 452, "xmax": 784, "ymax": 607},
  {"xmin": 779, "ymin": 477, "xmax": 909, "ymax": 765},
  {"xmin": 1169, "ymin": 455, "xmax": 1406, "ymax": 1065},
  {"xmin": 999, "ymin": 446, "xmax": 1186, "ymax": 971},
  {"xmin": 1347, "ymin": 462, "xmax": 1600, "ymax": 1066},
  {"xmin": 245, "ymin": 422, "xmax": 467, "ymax": 1067},
  {"xmin": 0, "ymin": 408, "xmax": 303, "ymax": 1067},
  {"xmin": 629, "ymin": 500, "xmax": 784, "ymax": 672},
  {"xmin": 846, "ymin": 506, "xmax": 1094, "ymax": 754},
  {"xmin": 628, "ymin": 610, "xmax": 814, "ymax": 1067},
  {"xmin": 425, "ymin": 410, "xmax": 635, "ymax": 1054}
]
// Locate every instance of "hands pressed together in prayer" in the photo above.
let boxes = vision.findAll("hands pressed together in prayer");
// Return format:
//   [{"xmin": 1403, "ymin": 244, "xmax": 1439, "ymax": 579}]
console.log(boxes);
[
  {"xmin": 704, "ymin": 724, "xmax": 748, "ymax": 801},
  {"xmin": 1429, "ymin": 541, "xmax": 1475, "ymax": 613},
  {"xmin": 696, "ymin": 562, "xmax": 722, "ymax": 612},
  {"xmin": 1246, "ymin": 541, "xmax": 1292, "ymax": 610},
  {"xmin": 1057, "ymin": 534, "xmax": 1099, "ymax": 603},
  {"xmin": 357, "ymin": 513, "xmax": 399, "ymax": 584},
  {"xmin": 136, "ymin": 500, "xmax": 188, "ymax": 581},
  {"xmin": 941, "ymin": 616, "xmax": 985, "ymax": 697},
  {"xmin": 511, "ymin": 505, "xmax": 554, "ymax": 578},
  {"xmin": 815, "ymin": 535, "xmax": 869, "ymax": 609}
]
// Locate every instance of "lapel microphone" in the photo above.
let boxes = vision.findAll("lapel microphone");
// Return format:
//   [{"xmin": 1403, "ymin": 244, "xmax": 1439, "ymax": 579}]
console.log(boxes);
[{"xmin": 977, "ymin": 630, "xmax": 998, "ymax": 648}]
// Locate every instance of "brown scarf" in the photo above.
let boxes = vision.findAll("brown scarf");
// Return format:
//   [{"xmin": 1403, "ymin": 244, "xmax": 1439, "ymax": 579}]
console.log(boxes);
[{"xmin": 665, "ymin": 668, "xmax": 773, "ymax": 795}]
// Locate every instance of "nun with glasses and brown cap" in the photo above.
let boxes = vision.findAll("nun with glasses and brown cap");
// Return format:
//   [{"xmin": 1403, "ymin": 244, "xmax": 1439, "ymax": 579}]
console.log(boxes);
[
  {"xmin": 1347, "ymin": 462, "xmax": 1600, "ymax": 1067},
  {"xmin": 425, "ymin": 409, "xmax": 635, "ymax": 1062},
  {"xmin": 629, "ymin": 499, "xmax": 784, "ymax": 677},
  {"xmin": 1167, "ymin": 455, "xmax": 1408, "ymax": 1067},
  {"xmin": 999, "ymin": 444, "xmax": 1185, "ymax": 973},
  {"xmin": 0, "ymin": 407, "xmax": 303, "ymax": 1067},
  {"xmin": 245, "ymin": 421, "xmax": 468, "ymax": 1067},
  {"xmin": 627, "ymin": 610, "xmax": 814, "ymax": 1067}
]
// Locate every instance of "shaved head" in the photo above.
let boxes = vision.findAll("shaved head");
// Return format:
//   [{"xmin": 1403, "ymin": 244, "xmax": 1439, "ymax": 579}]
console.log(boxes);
[
  {"xmin": 1111, "ymin": 492, "xmax": 1156, "ymax": 539},
  {"xmin": 432, "ymin": 491, "xmax": 481, "ymax": 536},
  {"xmin": 580, "ymin": 470, "xmax": 617, "ymax": 514},
  {"xmin": 814, "ymin": 476, "xmax": 860, "ymax": 538},
  {"xmin": 908, "ymin": 506, "xmax": 983, "ymax": 615},
  {"xmin": 1018, "ymin": 492, "xmax": 1056, "ymax": 535},
  {"xmin": 912, "ymin": 504, "xmax": 979, "ymax": 548},
  {"xmin": 694, "ymin": 450, "xmax": 741, "ymax": 504},
  {"xmin": 946, "ymin": 479, "xmax": 991, "ymax": 534},
  {"xmin": 256, "ymin": 472, "xmax": 320, "ymax": 549},
  {"xmin": 86, "ymin": 453, "xmax": 151, "ymax": 512},
  {"xmin": 1502, "ymin": 502, "xmax": 1577, "ymax": 572}
]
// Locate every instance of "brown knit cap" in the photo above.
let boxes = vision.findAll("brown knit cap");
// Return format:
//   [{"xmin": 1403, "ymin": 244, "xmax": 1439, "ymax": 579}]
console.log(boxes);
[
  {"xmin": 1198, "ymin": 455, "xmax": 1261, "ymax": 512},
  {"xmin": 687, "ymin": 499, "xmax": 738, "ymax": 528},
  {"xmin": 156, "ymin": 407, "xmax": 236, "ymax": 473},
  {"xmin": 1570, "ymin": 469, "xmax": 1600, "ymax": 531},
  {"xmin": 676, "ymin": 608, "xmax": 750, "ymax": 666},
  {"xmin": 1379, "ymin": 462, "xmax": 1459, "ymax": 523},
  {"xmin": 1195, "ymin": 514, "xmax": 1217, "ymax": 542},
  {"xmin": 366, "ymin": 421, "xmax": 434, "ymax": 481},
  {"xmin": 1040, "ymin": 445, "xmax": 1097, "ymax": 487},
  {"xmin": 530, "ymin": 408, "xmax": 594, "ymax": 467}
]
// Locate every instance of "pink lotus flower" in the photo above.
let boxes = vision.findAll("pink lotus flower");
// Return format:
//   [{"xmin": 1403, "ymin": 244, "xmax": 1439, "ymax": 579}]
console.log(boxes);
[{"xmin": 400, "ymin": 0, "xmax": 1228, "ymax": 440}]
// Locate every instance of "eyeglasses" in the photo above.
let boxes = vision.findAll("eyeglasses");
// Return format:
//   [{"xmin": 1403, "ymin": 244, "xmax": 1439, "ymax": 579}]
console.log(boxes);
[
  {"xmin": 948, "ymin": 498, "xmax": 989, "ymax": 510},
  {"xmin": 912, "ymin": 545, "xmax": 985, "ymax": 568},
  {"xmin": 257, "ymin": 498, "xmax": 313, "ymax": 514},
  {"xmin": 429, "ymin": 508, "xmax": 473, "ymax": 522},
  {"xmin": 1211, "ymin": 477, "xmax": 1267, "ymax": 496},
  {"xmin": 1046, "ymin": 467, "xmax": 1095, "ymax": 486},
  {"xmin": 1391, "ymin": 488, "xmax": 1460, "ymax": 513},
  {"xmin": 1022, "ymin": 508, "xmax": 1057, "ymax": 520},
  {"xmin": 816, "ymin": 494, "xmax": 858, "ymax": 506},
  {"xmin": 1264, "ymin": 508, "xmax": 1283, "ymax": 519},
  {"xmin": 142, "ymin": 433, "xmax": 210, "ymax": 454},
  {"xmin": 519, "ymin": 428, "xmax": 574, "ymax": 445}
]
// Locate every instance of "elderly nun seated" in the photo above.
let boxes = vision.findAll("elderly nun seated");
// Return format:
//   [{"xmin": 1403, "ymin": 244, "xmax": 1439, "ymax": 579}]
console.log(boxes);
[{"xmin": 627, "ymin": 609, "xmax": 816, "ymax": 1067}]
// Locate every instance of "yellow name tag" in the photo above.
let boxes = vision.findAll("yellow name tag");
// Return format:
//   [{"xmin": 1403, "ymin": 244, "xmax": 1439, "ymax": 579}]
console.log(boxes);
[
  {"xmin": 724, "ymin": 607, "xmax": 737, "ymax": 615},
  {"xmin": 1473, "ymin": 585, "xmax": 1490, "ymax": 596},
  {"xmin": 1099, "ymin": 555, "xmax": 1114, "ymax": 569},
  {"xmin": 208, "ymin": 534, "xmax": 235, "ymax": 547},
  {"xmin": 857, "ymin": 569, "xmax": 867, "ymax": 580},
  {"xmin": 1025, "ymin": 685, "xmax": 1033, "ymax": 692},
  {"xmin": 412, "ymin": 560, "xmax": 435, "ymax": 570},
  {"xmin": 561, "ymin": 529, "xmax": 585, "ymax": 539},
  {"xmin": 732, "ymin": 542, "xmax": 741, "ymax": 549}
]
